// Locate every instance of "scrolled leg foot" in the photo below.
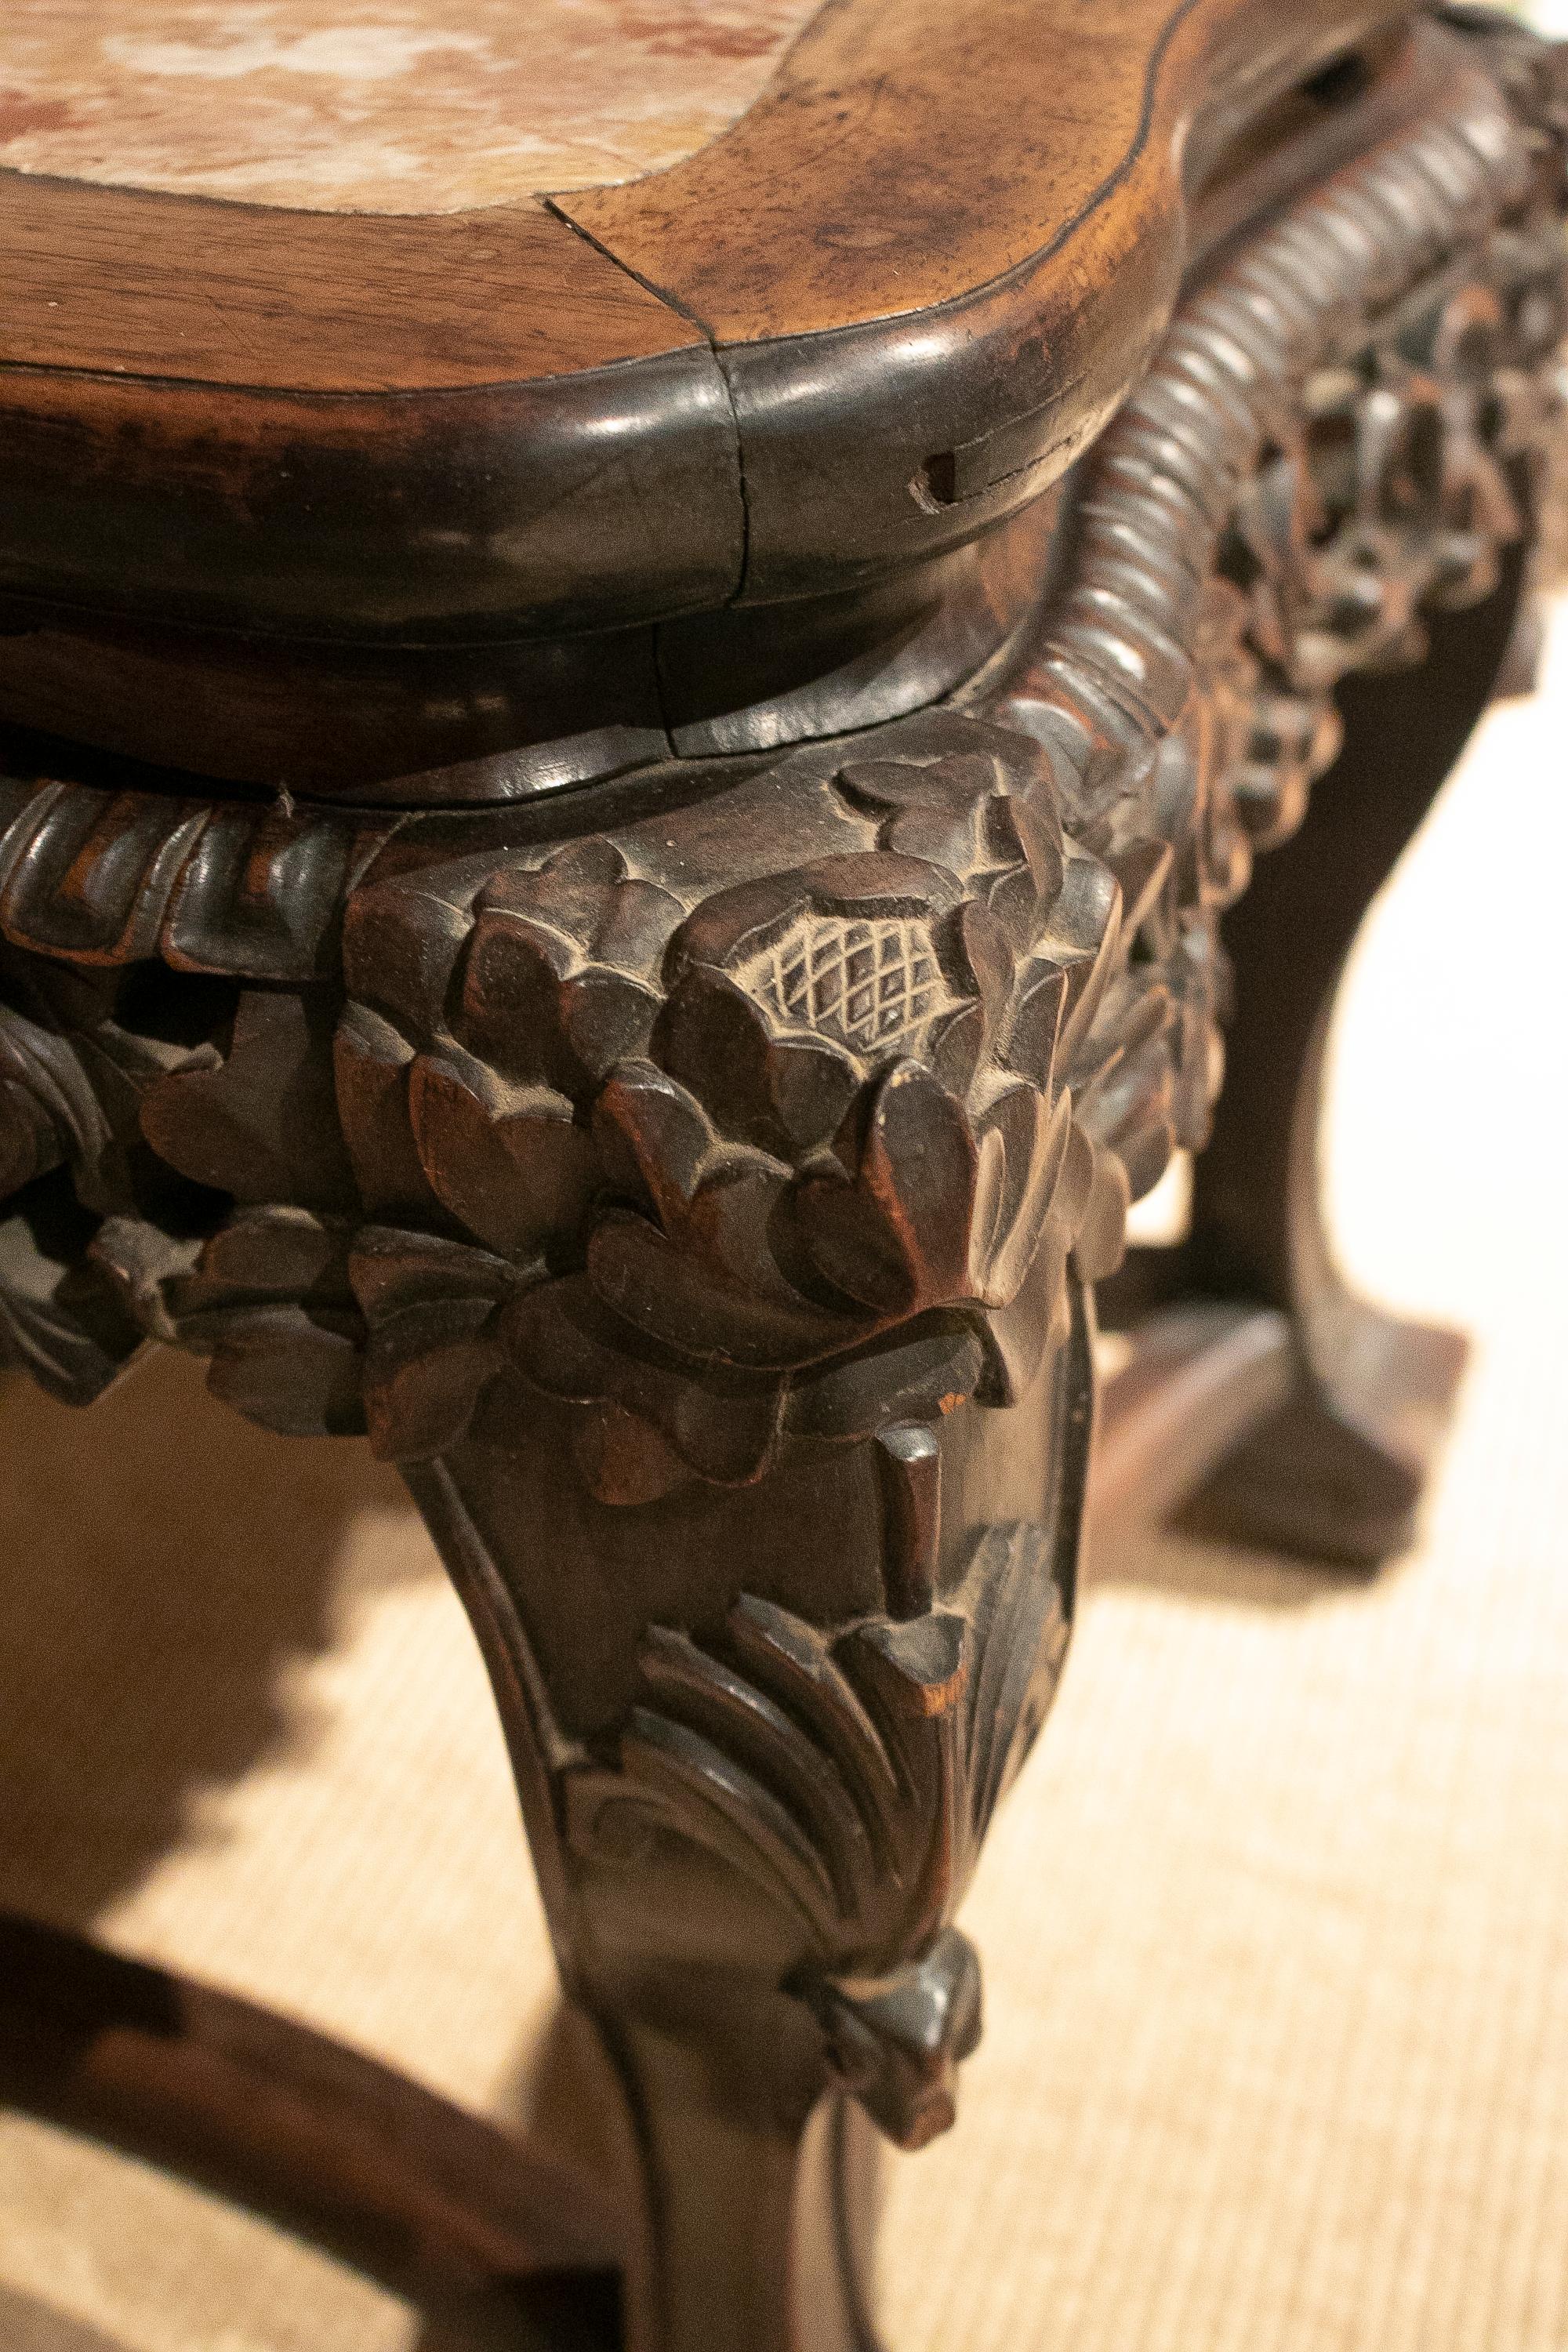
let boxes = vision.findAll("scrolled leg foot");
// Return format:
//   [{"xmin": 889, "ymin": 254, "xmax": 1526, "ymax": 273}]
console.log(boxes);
[
  {"xmin": 406, "ymin": 1288, "xmax": 1091, "ymax": 2352},
  {"xmin": 1182, "ymin": 1290, "xmax": 1468, "ymax": 1568},
  {"xmin": 1178, "ymin": 561, "xmax": 1527, "ymax": 1566},
  {"xmin": 1, "ymin": 29, "xmax": 1563, "ymax": 2339}
]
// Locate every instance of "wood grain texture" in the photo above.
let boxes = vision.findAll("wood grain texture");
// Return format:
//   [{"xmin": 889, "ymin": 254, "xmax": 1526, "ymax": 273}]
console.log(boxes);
[
  {"xmin": 0, "ymin": 350, "xmax": 746, "ymax": 641},
  {"xmin": 0, "ymin": 0, "xmax": 1425, "ymax": 639},
  {"xmin": 0, "ymin": 16, "xmax": 1556, "ymax": 1455},
  {"xmin": 0, "ymin": 177, "xmax": 700, "ymax": 388},
  {"xmin": 2, "ymin": 0, "xmax": 1407, "ymax": 386},
  {"xmin": 0, "ymin": 20, "xmax": 1563, "ymax": 2351},
  {"xmin": 0, "ymin": 493, "xmax": 1059, "ymax": 795},
  {"xmin": 0, "ymin": 0, "xmax": 829, "ymax": 212},
  {"xmin": 563, "ymin": 0, "xmax": 1413, "ymax": 341},
  {"xmin": 702, "ymin": 18, "xmax": 1475, "ymax": 607}
]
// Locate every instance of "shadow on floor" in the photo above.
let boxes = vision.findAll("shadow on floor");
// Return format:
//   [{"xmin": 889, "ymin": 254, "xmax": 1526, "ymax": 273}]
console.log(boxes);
[
  {"xmin": 0, "ymin": 1348, "xmax": 433, "ymax": 1927},
  {"xmin": 0, "ymin": 1330, "xmax": 1417, "ymax": 2352},
  {"xmin": 1083, "ymin": 1512, "xmax": 1385, "ymax": 1611},
  {"xmin": 0, "ymin": 1321, "xmax": 1396, "ymax": 1945},
  {"xmin": 0, "ymin": 1352, "xmax": 629, "ymax": 2352},
  {"xmin": 0, "ymin": 2285, "xmax": 142, "ymax": 2352}
]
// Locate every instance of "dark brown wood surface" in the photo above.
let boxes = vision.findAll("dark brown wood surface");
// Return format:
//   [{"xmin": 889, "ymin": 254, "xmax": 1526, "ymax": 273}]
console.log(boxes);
[
  {"xmin": 1175, "ymin": 546, "xmax": 1529, "ymax": 1563},
  {"xmin": 565, "ymin": 0, "xmax": 1413, "ymax": 332},
  {"xmin": 1, "ymin": 13, "xmax": 1563, "ymax": 2351},
  {"xmin": 0, "ymin": 0, "xmax": 1411, "ymax": 378},
  {"xmin": 0, "ymin": 0, "xmax": 1415, "ymax": 641},
  {"xmin": 0, "ymin": 1911, "xmax": 623, "ymax": 2342},
  {"xmin": 0, "ymin": 491, "xmax": 1060, "ymax": 799}
]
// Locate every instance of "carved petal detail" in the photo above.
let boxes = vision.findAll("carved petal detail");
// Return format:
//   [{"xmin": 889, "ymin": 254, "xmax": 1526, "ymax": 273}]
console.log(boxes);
[{"xmin": 0, "ymin": 24, "xmax": 1560, "ymax": 1481}]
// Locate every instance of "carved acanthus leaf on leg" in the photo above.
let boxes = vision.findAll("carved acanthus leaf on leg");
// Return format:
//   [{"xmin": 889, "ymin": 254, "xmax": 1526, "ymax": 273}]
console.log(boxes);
[
  {"xmin": 561, "ymin": 1406, "xmax": 1076, "ymax": 2151},
  {"xmin": 0, "ymin": 14, "xmax": 1562, "ymax": 2230}
]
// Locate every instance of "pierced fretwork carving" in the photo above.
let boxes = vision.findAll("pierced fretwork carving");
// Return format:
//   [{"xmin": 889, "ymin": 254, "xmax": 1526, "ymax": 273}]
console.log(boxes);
[
  {"xmin": 3, "ymin": 26, "xmax": 1557, "ymax": 1504},
  {"xmin": 996, "ymin": 31, "xmax": 1568, "ymax": 1293},
  {"xmin": 0, "ymin": 25, "xmax": 1563, "ymax": 2352}
]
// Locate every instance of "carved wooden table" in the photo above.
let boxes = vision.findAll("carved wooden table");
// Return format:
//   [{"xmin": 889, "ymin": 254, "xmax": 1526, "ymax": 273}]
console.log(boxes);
[{"xmin": 2, "ymin": 5, "xmax": 1564, "ymax": 2347}]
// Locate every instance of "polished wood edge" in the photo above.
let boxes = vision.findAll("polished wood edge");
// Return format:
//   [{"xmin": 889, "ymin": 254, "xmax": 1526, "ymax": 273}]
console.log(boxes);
[
  {"xmin": 0, "ymin": 176, "xmax": 702, "ymax": 389},
  {"xmin": 567, "ymin": 0, "xmax": 1414, "ymax": 339},
  {"xmin": 0, "ymin": 26, "xmax": 1547, "ymax": 858},
  {"xmin": 0, "ymin": 23, "xmax": 1526, "ymax": 790},
  {"xmin": 1, "ymin": 1, "xmax": 1410, "ymax": 387},
  {"xmin": 0, "ymin": 35, "xmax": 1558, "ymax": 2331},
  {"xmin": 0, "ymin": 1911, "xmax": 623, "ymax": 2305},
  {"xmin": 0, "ymin": 491, "xmax": 1062, "ymax": 800},
  {"xmin": 0, "ymin": 343, "xmax": 748, "ymax": 644},
  {"xmin": 0, "ymin": 2, "xmax": 1432, "ymax": 638},
  {"xmin": 710, "ymin": 20, "xmax": 1501, "ymax": 606}
]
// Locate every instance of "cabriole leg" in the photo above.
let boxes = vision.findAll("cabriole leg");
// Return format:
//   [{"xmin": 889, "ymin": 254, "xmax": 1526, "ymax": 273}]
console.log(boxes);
[
  {"xmin": 1181, "ymin": 559, "xmax": 1529, "ymax": 1563},
  {"xmin": 403, "ymin": 1293, "xmax": 1093, "ymax": 2352}
]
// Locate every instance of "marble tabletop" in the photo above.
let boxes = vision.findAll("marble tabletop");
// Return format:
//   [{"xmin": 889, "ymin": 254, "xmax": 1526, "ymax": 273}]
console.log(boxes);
[{"xmin": 0, "ymin": 0, "xmax": 826, "ymax": 212}]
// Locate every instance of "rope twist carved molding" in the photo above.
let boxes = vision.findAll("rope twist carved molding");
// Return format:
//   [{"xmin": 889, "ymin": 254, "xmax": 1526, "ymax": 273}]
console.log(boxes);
[
  {"xmin": 1, "ymin": 20, "xmax": 1560, "ymax": 1508},
  {"xmin": 0, "ymin": 7, "xmax": 1563, "ymax": 2168}
]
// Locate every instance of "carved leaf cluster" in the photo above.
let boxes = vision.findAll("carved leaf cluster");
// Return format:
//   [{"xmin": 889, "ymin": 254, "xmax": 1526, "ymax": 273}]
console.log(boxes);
[
  {"xmin": 329, "ymin": 719, "xmax": 1111, "ymax": 1497},
  {"xmin": 0, "ymin": 24, "xmax": 1563, "ymax": 1499},
  {"xmin": 564, "ymin": 1513, "xmax": 1068, "ymax": 2147}
]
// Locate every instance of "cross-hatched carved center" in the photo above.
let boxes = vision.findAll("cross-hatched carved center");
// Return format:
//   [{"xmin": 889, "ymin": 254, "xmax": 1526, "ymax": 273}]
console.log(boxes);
[{"xmin": 737, "ymin": 912, "xmax": 953, "ymax": 1054}]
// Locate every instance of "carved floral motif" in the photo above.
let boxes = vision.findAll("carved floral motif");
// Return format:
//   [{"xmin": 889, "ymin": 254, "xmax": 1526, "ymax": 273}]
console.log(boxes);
[
  {"xmin": 0, "ymin": 13, "xmax": 1561, "ymax": 2197},
  {"xmin": 564, "ymin": 1414, "xmax": 1076, "ymax": 2149},
  {"xmin": 995, "ymin": 41, "xmax": 1567, "ymax": 1242},
  {"xmin": 0, "ymin": 20, "xmax": 1563, "ymax": 1503},
  {"xmin": 331, "ymin": 718, "xmax": 1108, "ymax": 1497}
]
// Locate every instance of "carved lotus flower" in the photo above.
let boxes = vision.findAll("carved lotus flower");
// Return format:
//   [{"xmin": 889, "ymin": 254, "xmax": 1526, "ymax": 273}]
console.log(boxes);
[
  {"xmin": 328, "ymin": 732, "xmax": 1123, "ymax": 1495},
  {"xmin": 509, "ymin": 822, "xmax": 1102, "ymax": 1492}
]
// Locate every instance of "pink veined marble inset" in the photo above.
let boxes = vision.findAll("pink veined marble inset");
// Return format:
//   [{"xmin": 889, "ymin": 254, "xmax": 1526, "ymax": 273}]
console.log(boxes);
[{"xmin": 0, "ymin": 0, "xmax": 827, "ymax": 212}]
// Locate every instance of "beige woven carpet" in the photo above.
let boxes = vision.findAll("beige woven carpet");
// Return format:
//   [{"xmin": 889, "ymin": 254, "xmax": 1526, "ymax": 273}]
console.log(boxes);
[{"xmin": 3, "ymin": 605, "xmax": 1568, "ymax": 2352}]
